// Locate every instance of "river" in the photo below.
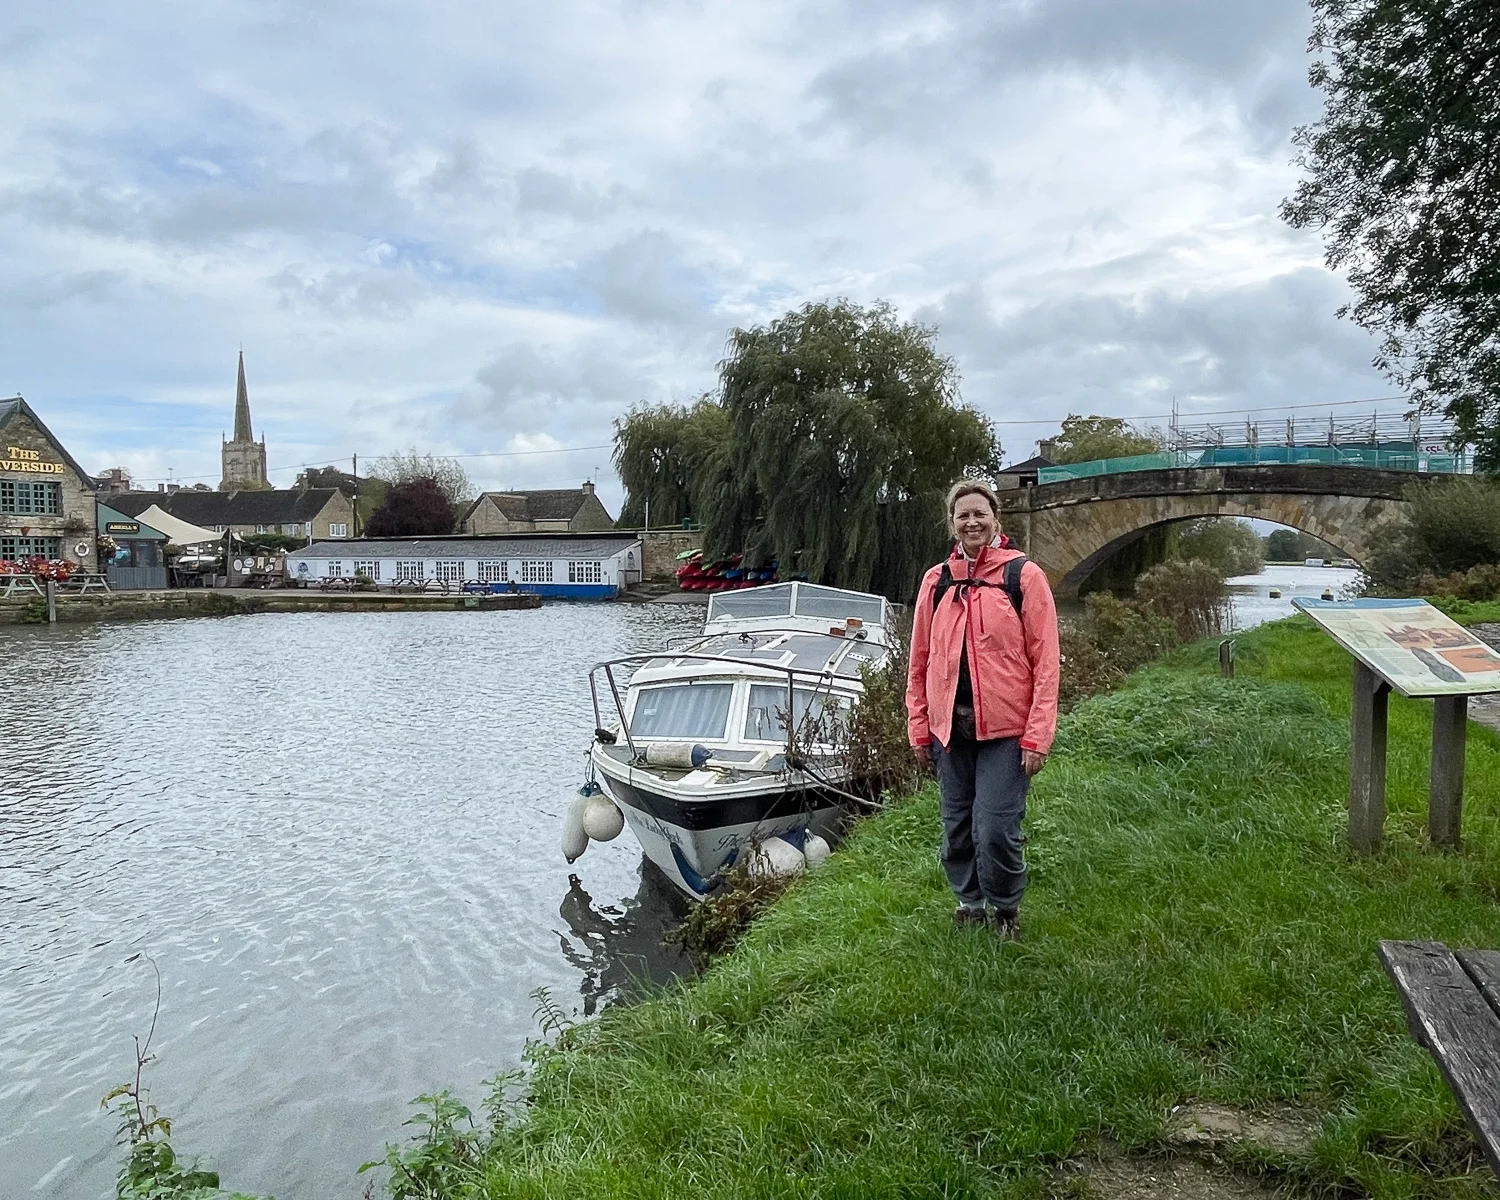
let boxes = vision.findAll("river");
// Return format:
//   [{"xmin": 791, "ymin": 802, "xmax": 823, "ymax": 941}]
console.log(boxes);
[
  {"xmin": 0, "ymin": 572, "xmax": 1356, "ymax": 1198},
  {"xmin": 0, "ymin": 604, "xmax": 704, "ymax": 1200}
]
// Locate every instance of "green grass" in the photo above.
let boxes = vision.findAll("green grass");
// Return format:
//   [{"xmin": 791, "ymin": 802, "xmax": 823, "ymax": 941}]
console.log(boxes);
[{"xmin": 440, "ymin": 615, "xmax": 1500, "ymax": 1199}]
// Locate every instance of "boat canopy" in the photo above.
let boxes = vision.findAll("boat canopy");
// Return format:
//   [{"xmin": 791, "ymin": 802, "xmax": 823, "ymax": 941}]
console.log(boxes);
[{"xmin": 704, "ymin": 582, "xmax": 888, "ymax": 636}]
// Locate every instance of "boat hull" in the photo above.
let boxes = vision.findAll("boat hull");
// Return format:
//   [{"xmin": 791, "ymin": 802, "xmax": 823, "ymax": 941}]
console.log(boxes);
[{"xmin": 591, "ymin": 748, "xmax": 843, "ymax": 898}]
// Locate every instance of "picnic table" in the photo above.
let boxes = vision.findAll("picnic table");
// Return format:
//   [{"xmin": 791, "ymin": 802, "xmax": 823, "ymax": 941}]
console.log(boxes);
[
  {"xmin": 0, "ymin": 575, "xmax": 45, "ymax": 599},
  {"xmin": 59, "ymin": 573, "xmax": 111, "ymax": 594},
  {"xmin": 1379, "ymin": 940, "xmax": 1500, "ymax": 1177}
]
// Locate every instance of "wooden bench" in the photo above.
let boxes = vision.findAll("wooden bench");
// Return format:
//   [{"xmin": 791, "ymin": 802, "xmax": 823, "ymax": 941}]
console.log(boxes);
[{"xmin": 1378, "ymin": 939, "xmax": 1500, "ymax": 1177}]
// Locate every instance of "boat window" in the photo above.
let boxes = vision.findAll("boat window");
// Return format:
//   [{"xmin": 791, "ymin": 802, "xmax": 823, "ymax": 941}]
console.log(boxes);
[
  {"xmin": 707, "ymin": 584, "xmax": 793, "ymax": 621},
  {"xmin": 743, "ymin": 684, "xmax": 846, "ymax": 743},
  {"xmin": 630, "ymin": 683, "xmax": 734, "ymax": 740},
  {"xmin": 793, "ymin": 584, "xmax": 885, "ymax": 626}
]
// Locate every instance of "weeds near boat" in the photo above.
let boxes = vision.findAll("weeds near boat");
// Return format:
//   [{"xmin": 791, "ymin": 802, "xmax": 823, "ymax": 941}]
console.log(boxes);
[{"xmin": 665, "ymin": 862, "xmax": 793, "ymax": 966}]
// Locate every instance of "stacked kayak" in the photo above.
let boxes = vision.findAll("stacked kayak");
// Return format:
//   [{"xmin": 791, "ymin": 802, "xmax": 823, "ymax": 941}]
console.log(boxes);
[{"xmin": 675, "ymin": 551, "xmax": 779, "ymax": 591}]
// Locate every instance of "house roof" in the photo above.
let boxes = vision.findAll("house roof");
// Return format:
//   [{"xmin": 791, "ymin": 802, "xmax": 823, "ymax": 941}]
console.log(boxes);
[
  {"xmin": 291, "ymin": 534, "xmax": 641, "ymax": 559},
  {"xmin": 1000, "ymin": 455, "xmax": 1055, "ymax": 474},
  {"xmin": 464, "ymin": 487, "xmax": 599, "ymax": 524},
  {"xmin": 0, "ymin": 396, "xmax": 98, "ymax": 486},
  {"xmin": 109, "ymin": 488, "xmax": 343, "ymax": 524}
]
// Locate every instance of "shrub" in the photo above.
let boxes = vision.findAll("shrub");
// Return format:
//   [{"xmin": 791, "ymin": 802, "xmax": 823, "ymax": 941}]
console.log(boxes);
[
  {"xmin": 1366, "ymin": 475, "xmax": 1500, "ymax": 592},
  {"xmin": 1134, "ymin": 557, "xmax": 1231, "ymax": 641},
  {"xmin": 845, "ymin": 629, "xmax": 920, "ymax": 800},
  {"xmin": 1059, "ymin": 593, "xmax": 1177, "ymax": 710}
]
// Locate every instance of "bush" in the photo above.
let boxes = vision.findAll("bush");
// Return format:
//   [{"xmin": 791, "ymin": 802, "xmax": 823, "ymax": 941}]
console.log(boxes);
[
  {"xmin": 1366, "ymin": 475, "xmax": 1500, "ymax": 592},
  {"xmin": 1059, "ymin": 593, "xmax": 1177, "ymax": 710},
  {"xmin": 1168, "ymin": 517, "xmax": 1264, "ymax": 576},
  {"xmin": 1134, "ymin": 558, "xmax": 1231, "ymax": 642},
  {"xmin": 844, "ymin": 629, "xmax": 920, "ymax": 800}
]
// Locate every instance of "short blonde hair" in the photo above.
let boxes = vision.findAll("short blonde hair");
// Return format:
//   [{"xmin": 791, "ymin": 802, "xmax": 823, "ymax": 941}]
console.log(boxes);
[{"xmin": 945, "ymin": 479, "xmax": 1000, "ymax": 520}]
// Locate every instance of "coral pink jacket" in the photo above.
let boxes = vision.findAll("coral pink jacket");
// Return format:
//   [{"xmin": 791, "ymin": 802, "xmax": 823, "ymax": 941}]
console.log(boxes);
[{"xmin": 906, "ymin": 544, "xmax": 1061, "ymax": 754}]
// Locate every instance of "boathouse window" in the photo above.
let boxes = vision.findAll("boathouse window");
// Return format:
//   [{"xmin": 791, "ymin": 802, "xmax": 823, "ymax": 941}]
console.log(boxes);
[
  {"xmin": 0, "ymin": 480, "xmax": 62, "ymax": 515},
  {"xmin": 631, "ymin": 683, "xmax": 734, "ymax": 740},
  {"xmin": 326, "ymin": 561, "xmax": 344, "ymax": 577},
  {"xmin": 395, "ymin": 561, "xmax": 423, "ymax": 581},
  {"xmin": 477, "ymin": 560, "xmax": 507, "ymax": 583},
  {"xmin": 354, "ymin": 560, "xmax": 380, "ymax": 580},
  {"xmin": 568, "ymin": 560, "xmax": 602, "ymax": 584},
  {"xmin": 743, "ymin": 685, "xmax": 846, "ymax": 742},
  {"xmin": 0, "ymin": 536, "xmax": 62, "ymax": 560},
  {"xmin": 435, "ymin": 560, "xmax": 464, "ymax": 583},
  {"xmin": 521, "ymin": 560, "xmax": 553, "ymax": 583}
]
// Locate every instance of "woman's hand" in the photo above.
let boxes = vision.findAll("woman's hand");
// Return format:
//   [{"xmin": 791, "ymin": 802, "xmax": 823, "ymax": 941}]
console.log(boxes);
[
  {"xmin": 1021, "ymin": 749, "xmax": 1048, "ymax": 777},
  {"xmin": 913, "ymin": 743, "xmax": 933, "ymax": 771}
]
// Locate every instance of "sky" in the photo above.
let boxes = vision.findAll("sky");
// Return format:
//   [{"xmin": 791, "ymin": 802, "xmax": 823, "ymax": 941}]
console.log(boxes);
[{"xmin": 0, "ymin": 0, "xmax": 1396, "ymax": 513}]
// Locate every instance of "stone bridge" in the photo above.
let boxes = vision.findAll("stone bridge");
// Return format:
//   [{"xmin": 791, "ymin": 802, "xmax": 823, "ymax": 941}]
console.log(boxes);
[{"xmin": 997, "ymin": 464, "xmax": 1414, "ymax": 597}]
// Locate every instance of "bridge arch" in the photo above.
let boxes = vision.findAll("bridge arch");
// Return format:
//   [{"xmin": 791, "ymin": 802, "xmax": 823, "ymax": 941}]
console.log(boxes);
[{"xmin": 996, "ymin": 465, "xmax": 1412, "ymax": 598}]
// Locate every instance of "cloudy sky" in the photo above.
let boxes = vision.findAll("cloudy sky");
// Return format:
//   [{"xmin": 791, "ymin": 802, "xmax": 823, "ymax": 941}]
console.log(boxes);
[{"xmin": 1, "ymin": 0, "xmax": 1394, "ymax": 511}]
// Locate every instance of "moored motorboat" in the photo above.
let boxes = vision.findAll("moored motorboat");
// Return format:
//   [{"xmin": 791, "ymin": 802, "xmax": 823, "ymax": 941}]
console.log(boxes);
[{"xmin": 567, "ymin": 582, "xmax": 892, "ymax": 898}]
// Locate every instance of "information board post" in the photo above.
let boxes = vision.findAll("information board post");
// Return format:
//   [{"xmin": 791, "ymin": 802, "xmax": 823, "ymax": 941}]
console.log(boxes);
[
  {"xmin": 1430, "ymin": 695, "xmax": 1467, "ymax": 847},
  {"xmin": 1294, "ymin": 597, "xmax": 1500, "ymax": 855},
  {"xmin": 1349, "ymin": 661, "xmax": 1389, "ymax": 854}
]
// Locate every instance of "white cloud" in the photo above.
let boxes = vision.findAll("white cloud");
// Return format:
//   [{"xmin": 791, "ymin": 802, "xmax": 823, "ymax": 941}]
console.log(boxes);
[{"xmin": 0, "ymin": 0, "xmax": 1379, "ymax": 496}]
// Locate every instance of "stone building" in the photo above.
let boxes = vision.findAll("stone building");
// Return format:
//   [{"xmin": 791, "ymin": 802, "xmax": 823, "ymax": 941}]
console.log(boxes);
[
  {"xmin": 220, "ymin": 352, "xmax": 268, "ymax": 490},
  {"xmin": 0, "ymin": 397, "xmax": 98, "ymax": 566},
  {"xmin": 459, "ymin": 482, "xmax": 615, "ymax": 535},
  {"xmin": 109, "ymin": 487, "xmax": 354, "ymax": 541}
]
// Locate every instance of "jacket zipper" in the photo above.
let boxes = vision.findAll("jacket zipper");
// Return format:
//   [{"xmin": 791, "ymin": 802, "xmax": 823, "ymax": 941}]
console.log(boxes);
[{"xmin": 968, "ymin": 547, "xmax": 985, "ymax": 739}]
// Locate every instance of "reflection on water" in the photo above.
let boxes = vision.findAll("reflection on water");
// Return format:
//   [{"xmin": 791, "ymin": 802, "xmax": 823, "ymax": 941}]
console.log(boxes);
[
  {"xmin": 0, "ymin": 604, "xmax": 703, "ymax": 1200},
  {"xmin": 1227, "ymin": 563, "xmax": 1364, "ymax": 631}
]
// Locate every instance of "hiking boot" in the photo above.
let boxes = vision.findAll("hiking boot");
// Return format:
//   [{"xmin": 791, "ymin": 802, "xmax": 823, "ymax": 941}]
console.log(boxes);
[
  {"xmin": 952, "ymin": 904, "xmax": 987, "ymax": 928},
  {"xmin": 988, "ymin": 909, "xmax": 1021, "ymax": 940}
]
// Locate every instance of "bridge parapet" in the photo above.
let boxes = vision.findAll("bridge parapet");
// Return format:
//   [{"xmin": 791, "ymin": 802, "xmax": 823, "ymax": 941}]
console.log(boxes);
[{"xmin": 998, "ymin": 464, "xmax": 1415, "ymax": 597}]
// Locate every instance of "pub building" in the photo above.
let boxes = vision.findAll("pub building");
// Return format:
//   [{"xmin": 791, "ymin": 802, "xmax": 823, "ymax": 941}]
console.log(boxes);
[{"xmin": 0, "ymin": 397, "xmax": 98, "ymax": 569}]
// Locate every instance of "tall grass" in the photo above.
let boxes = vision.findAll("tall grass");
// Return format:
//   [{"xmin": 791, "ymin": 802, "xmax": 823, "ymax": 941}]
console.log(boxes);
[{"xmin": 381, "ymin": 614, "xmax": 1500, "ymax": 1200}]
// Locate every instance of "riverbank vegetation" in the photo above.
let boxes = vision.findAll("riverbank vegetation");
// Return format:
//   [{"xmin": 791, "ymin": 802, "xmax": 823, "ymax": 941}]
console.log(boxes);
[
  {"xmin": 1366, "ymin": 476, "xmax": 1500, "ymax": 599},
  {"xmin": 357, "ymin": 612, "xmax": 1500, "ymax": 1199}
]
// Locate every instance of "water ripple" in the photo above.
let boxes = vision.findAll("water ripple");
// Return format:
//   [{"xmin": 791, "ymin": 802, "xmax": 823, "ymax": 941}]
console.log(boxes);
[{"xmin": 0, "ymin": 604, "xmax": 699, "ymax": 1198}]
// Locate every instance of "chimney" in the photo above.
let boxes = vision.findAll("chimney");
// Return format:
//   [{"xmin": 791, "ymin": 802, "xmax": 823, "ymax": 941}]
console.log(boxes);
[{"xmin": 582, "ymin": 480, "xmax": 595, "ymax": 495}]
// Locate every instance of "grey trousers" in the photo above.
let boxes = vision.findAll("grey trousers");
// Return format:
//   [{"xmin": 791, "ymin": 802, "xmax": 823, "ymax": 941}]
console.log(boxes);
[{"xmin": 935, "ymin": 735, "xmax": 1029, "ymax": 912}]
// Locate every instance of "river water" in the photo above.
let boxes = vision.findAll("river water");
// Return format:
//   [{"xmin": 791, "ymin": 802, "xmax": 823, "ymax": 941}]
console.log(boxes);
[
  {"xmin": 0, "ymin": 572, "xmax": 1356, "ymax": 1198},
  {"xmin": 0, "ymin": 604, "xmax": 704, "ymax": 1200}
]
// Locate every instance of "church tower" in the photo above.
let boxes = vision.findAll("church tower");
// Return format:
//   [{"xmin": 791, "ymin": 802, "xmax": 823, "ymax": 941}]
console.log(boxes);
[{"xmin": 220, "ymin": 351, "xmax": 268, "ymax": 490}]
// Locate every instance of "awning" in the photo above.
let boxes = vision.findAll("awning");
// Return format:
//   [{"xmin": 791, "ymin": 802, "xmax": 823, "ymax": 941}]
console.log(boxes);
[{"xmin": 133, "ymin": 504, "xmax": 223, "ymax": 546}]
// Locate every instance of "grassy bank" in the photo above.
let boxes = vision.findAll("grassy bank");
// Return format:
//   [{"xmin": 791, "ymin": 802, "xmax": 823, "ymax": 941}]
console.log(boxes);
[{"xmin": 384, "ymin": 611, "xmax": 1500, "ymax": 1200}]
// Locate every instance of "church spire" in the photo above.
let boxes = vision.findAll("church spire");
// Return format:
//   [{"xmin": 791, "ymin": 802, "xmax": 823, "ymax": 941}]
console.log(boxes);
[{"xmin": 233, "ymin": 350, "xmax": 253, "ymax": 442}]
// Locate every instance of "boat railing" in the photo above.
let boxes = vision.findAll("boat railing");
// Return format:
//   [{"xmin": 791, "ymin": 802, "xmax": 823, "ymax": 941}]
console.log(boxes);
[{"xmin": 587, "ymin": 649, "xmax": 854, "ymax": 763}]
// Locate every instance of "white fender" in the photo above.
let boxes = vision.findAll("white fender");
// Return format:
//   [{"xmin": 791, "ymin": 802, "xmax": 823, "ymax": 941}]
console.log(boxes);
[
  {"xmin": 745, "ymin": 836, "xmax": 806, "ymax": 880},
  {"xmin": 582, "ymin": 794, "xmax": 624, "ymax": 842},
  {"xmin": 561, "ymin": 793, "xmax": 590, "ymax": 863},
  {"xmin": 803, "ymin": 833, "xmax": 831, "ymax": 868}
]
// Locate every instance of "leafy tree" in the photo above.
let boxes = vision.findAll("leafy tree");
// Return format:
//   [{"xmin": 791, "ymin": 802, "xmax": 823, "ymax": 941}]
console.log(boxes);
[
  {"xmin": 1283, "ymin": 0, "xmax": 1500, "ymax": 464},
  {"xmin": 296, "ymin": 465, "xmax": 360, "ymax": 493},
  {"xmin": 1265, "ymin": 528, "xmax": 1341, "ymax": 562},
  {"xmin": 616, "ymin": 300, "xmax": 999, "ymax": 599},
  {"xmin": 370, "ymin": 450, "xmax": 473, "ymax": 510},
  {"xmin": 1043, "ymin": 415, "xmax": 1162, "ymax": 464},
  {"xmin": 613, "ymin": 400, "xmax": 728, "ymax": 528},
  {"xmin": 1168, "ymin": 518, "xmax": 1265, "ymax": 577},
  {"xmin": 365, "ymin": 477, "xmax": 456, "ymax": 537}
]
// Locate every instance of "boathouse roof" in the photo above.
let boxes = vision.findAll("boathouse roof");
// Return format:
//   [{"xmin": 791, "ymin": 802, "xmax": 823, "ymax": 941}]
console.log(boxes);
[{"xmin": 292, "ymin": 534, "xmax": 641, "ymax": 559}]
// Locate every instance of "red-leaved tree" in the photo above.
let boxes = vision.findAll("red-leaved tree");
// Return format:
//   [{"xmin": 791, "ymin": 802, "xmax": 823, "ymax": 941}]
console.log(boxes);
[{"xmin": 364, "ymin": 477, "xmax": 456, "ymax": 537}]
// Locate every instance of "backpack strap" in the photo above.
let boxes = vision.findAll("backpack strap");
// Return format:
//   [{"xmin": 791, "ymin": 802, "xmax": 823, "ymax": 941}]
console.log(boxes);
[{"xmin": 931, "ymin": 556, "xmax": 1028, "ymax": 617}]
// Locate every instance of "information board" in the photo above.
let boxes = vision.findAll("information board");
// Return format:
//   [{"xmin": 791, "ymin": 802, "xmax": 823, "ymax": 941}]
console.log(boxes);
[{"xmin": 1292, "ymin": 597, "xmax": 1500, "ymax": 697}]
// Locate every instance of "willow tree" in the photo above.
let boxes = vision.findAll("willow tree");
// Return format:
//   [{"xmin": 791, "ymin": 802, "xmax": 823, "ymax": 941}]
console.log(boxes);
[{"xmin": 617, "ymin": 300, "xmax": 998, "ymax": 599}]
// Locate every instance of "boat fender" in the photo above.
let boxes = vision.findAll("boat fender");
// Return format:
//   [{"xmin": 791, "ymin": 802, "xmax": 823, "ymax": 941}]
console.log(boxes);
[
  {"xmin": 561, "ymin": 791, "xmax": 591, "ymax": 863},
  {"xmin": 803, "ymin": 833, "xmax": 832, "ymax": 868},
  {"xmin": 746, "ymin": 836, "xmax": 806, "ymax": 880},
  {"xmin": 582, "ymin": 793, "xmax": 624, "ymax": 841},
  {"xmin": 643, "ymin": 743, "xmax": 713, "ymax": 770}
]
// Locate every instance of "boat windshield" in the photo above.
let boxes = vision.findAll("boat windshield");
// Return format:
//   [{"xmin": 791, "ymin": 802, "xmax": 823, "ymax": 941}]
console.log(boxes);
[
  {"xmin": 707, "ymin": 584, "xmax": 793, "ymax": 622},
  {"xmin": 743, "ymin": 684, "xmax": 846, "ymax": 743},
  {"xmin": 793, "ymin": 584, "xmax": 886, "ymax": 626},
  {"xmin": 630, "ymin": 682, "xmax": 734, "ymax": 740}
]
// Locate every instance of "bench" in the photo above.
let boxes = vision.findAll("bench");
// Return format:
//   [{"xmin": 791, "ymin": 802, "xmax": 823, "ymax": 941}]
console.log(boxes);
[{"xmin": 1378, "ymin": 939, "xmax": 1500, "ymax": 1177}]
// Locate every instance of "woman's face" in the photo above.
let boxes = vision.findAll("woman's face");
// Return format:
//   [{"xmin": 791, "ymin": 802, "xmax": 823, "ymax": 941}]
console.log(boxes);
[{"xmin": 952, "ymin": 493, "xmax": 998, "ymax": 555}]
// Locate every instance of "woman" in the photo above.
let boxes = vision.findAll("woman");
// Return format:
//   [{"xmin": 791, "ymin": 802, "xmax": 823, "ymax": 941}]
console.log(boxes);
[{"xmin": 906, "ymin": 480, "xmax": 1060, "ymax": 937}]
